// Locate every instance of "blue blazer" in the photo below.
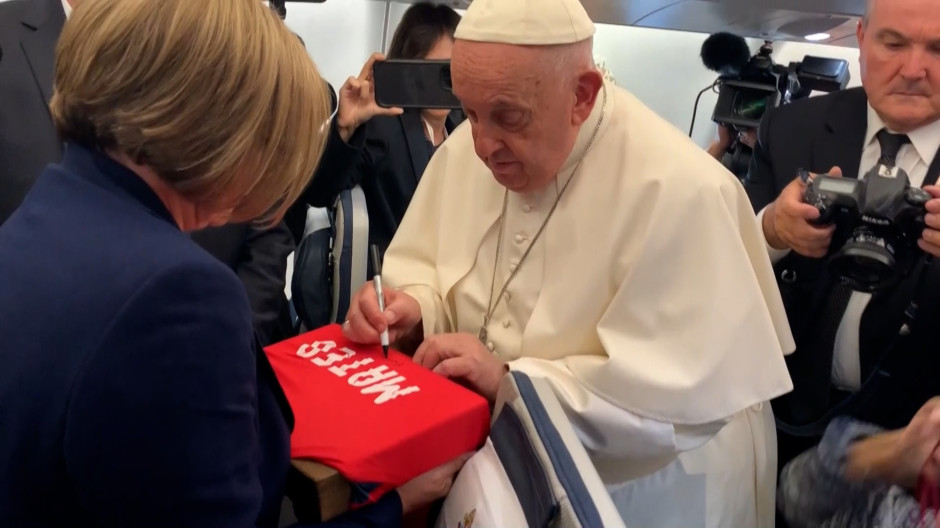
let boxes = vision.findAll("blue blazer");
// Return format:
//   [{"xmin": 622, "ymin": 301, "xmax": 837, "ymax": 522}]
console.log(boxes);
[{"xmin": 0, "ymin": 145, "xmax": 402, "ymax": 528}]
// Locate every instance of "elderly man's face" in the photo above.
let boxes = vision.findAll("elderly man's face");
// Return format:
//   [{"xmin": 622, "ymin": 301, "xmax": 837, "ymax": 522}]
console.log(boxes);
[
  {"xmin": 450, "ymin": 41, "xmax": 583, "ymax": 193},
  {"xmin": 857, "ymin": 0, "xmax": 940, "ymax": 132}
]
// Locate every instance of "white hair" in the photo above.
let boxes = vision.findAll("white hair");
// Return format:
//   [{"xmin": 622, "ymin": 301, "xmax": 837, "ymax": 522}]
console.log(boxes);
[{"xmin": 594, "ymin": 57, "xmax": 616, "ymax": 85}]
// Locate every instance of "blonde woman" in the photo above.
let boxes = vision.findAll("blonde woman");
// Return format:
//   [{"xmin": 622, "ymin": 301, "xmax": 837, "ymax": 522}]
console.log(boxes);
[{"xmin": 0, "ymin": 1, "xmax": 465, "ymax": 527}]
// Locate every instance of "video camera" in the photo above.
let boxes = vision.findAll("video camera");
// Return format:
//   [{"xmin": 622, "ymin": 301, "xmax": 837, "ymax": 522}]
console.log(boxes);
[
  {"xmin": 804, "ymin": 166, "xmax": 931, "ymax": 292},
  {"xmin": 701, "ymin": 32, "xmax": 851, "ymax": 131}
]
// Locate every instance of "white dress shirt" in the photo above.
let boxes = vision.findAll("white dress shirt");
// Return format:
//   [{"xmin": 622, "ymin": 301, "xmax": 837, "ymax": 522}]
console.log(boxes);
[
  {"xmin": 62, "ymin": 0, "xmax": 72, "ymax": 18},
  {"xmin": 757, "ymin": 103, "xmax": 940, "ymax": 390},
  {"xmin": 421, "ymin": 118, "xmax": 448, "ymax": 145}
]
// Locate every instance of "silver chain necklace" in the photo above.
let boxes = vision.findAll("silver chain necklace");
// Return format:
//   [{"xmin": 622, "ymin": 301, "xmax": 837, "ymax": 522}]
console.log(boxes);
[{"xmin": 479, "ymin": 85, "xmax": 608, "ymax": 344}]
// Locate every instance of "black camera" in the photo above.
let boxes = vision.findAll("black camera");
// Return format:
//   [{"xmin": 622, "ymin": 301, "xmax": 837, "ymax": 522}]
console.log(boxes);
[{"xmin": 803, "ymin": 166, "xmax": 931, "ymax": 291}]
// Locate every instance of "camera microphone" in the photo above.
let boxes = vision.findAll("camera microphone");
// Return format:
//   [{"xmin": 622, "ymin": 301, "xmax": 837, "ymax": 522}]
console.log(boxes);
[{"xmin": 701, "ymin": 32, "xmax": 751, "ymax": 77}]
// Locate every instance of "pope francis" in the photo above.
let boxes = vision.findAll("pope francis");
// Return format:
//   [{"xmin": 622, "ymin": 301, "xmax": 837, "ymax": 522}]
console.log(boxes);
[{"xmin": 341, "ymin": 0, "xmax": 796, "ymax": 526}]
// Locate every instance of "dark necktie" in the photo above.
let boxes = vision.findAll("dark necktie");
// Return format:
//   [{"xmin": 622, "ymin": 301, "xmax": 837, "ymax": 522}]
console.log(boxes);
[
  {"xmin": 876, "ymin": 129, "xmax": 911, "ymax": 167},
  {"xmin": 816, "ymin": 129, "xmax": 910, "ymax": 388}
]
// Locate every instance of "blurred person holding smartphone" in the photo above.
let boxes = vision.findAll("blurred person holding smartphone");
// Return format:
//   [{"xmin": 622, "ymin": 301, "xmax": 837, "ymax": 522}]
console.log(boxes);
[{"xmin": 298, "ymin": 2, "xmax": 462, "ymax": 275}]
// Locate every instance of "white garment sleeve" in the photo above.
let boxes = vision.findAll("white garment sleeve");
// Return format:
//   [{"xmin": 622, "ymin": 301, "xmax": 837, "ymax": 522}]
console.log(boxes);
[
  {"xmin": 506, "ymin": 356, "xmax": 730, "ymax": 477},
  {"xmin": 400, "ymin": 284, "xmax": 730, "ymax": 472},
  {"xmin": 756, "ymin": 205, "xmax": 792, "ymax": 264},
  {"xmin": 403, "ymin": 284, "xmax": 449, "ymax": 337}
]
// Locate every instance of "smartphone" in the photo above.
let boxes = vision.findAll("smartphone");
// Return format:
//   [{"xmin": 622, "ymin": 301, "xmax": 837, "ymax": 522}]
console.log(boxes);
[{"xmin": 372, "ymin": 59, "xmax": 462, "ymax": 110}]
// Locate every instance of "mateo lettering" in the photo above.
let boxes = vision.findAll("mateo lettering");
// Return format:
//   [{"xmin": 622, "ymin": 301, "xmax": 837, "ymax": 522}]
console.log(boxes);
[{"xmin": 295, "ymin": 340, "xmax": 420, "ymax": 405}]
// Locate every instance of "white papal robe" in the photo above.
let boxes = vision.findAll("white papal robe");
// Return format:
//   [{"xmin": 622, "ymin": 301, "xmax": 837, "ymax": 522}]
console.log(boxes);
[{"xmin": 382, "ymin": 80, "xmax": 796, "ymax": 527}]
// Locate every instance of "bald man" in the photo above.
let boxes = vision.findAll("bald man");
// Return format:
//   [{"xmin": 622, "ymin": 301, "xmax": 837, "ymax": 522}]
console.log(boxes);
[{"xmin": 339, "ymin": 0, "xmax": 795, "ymax": 526}]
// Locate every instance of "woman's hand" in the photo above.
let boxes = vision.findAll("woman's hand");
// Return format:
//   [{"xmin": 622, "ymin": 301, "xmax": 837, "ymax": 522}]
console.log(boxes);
[
  {"xmin": 396, "ymin": 452, "xmax": 474, "ymax": 514},
  {"xmin": 336, "ymin": 52, "xmax": 403, "ymax": 142},
  {"xmin": 846, "ymin": 397, "xmax": 940, "ymax": 489}
]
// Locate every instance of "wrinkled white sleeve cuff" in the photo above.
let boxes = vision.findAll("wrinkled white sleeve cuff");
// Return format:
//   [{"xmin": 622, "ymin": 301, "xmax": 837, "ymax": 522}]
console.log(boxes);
[
  {"xmin": 399, "ymin": 284, "xmax": 449, "ymax": 336},
  {"xmin": 507, "ymin": 358, "xmax": 730, "ymax": 464},
  {"xmin": 757, "ymin": 205, "xmax": 792, "ymax": 264}
]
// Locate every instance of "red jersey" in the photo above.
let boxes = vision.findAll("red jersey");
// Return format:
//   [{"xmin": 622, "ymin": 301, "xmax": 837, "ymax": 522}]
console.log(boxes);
[{"xmin": 265, "ymin": 324, "xmax": 490, "ymax": 506}]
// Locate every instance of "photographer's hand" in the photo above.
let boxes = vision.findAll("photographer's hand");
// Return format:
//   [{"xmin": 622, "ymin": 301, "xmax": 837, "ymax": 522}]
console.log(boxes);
[
  {"xmin": 919, "ymin": 185, "xmax": 940, "ymax": 258},
  {"xmin": 763, "ymin": 167, "xmax": 841, "ymax": 258},
  {"xmin": 706, "ymin": 124, "xmax": 733, "ymax": 161},
  {"xmin": 738, "ymin": 128, "xmax": 758, "ymax": 149}
]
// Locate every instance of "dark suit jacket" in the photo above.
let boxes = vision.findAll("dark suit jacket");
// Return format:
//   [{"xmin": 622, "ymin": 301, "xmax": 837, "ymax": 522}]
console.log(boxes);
[
  {"xmin": 0, "ymin": 0, "xmax": 63, "ymax": 223},
  {"xmin": 0, "ymin": 144, "xmax": 402, "ymax": 528},
  {"xmin": 190, "ymin": 224, "xmax": 294, "ymax": 345},
  {"xmin": 0, "ymin": 0, "xmax": 293, "ymax": 346},
  {"xmin": 297, "ymin": 110, "xmax": 458, "ymax": 270},
  {"xmin": 745, "ymin": 87, "xmax": 940, "ymax": 466}
]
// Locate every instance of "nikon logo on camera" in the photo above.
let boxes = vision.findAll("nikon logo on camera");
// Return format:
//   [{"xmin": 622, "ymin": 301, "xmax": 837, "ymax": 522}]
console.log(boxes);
[{"xmin": 861, "ymin": 214, "xmax": 891, "ymax": 226}]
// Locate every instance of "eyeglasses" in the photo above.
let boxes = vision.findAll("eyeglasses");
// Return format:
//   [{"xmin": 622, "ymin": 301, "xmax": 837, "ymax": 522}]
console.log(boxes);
[
  {"xmin": 319, "ymin": 101, "xmax": 338, "ymax": 135},
  {"xmin": 318, "ymin": 85, "xmax": 339, "ymax": 135}
]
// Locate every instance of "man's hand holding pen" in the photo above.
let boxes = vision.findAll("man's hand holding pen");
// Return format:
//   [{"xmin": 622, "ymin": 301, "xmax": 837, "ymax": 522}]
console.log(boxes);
[
  {"xmin": 342, "ymin": 280, "xmax": 422, "ymax": 348},
  {"xmin": 344, "ymin": 249, "xmax": 509, "ymax": 401}
]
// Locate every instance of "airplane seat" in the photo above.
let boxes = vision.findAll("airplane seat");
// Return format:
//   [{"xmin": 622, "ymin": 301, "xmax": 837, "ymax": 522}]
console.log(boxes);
[{"xmin": 290, "ymin": 185, "xmax": 370, "ymax": 333}]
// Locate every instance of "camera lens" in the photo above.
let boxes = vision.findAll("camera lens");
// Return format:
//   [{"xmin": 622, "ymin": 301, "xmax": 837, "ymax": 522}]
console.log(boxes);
[{"xmin": 829, "ymin": 230, "xmax": 896, "ymax": 292}]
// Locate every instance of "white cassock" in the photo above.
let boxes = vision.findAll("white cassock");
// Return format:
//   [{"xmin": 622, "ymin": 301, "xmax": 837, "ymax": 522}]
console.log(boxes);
[{"xmin": 382, "ymin": 80, "xmax": 795, "ymax": 528}]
